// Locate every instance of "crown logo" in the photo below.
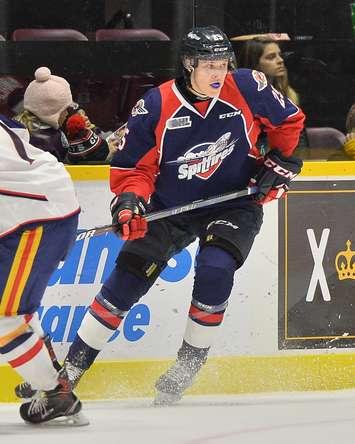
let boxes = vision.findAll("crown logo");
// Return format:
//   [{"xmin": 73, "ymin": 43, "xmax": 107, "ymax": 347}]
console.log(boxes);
[{"xmin": 335, "ymin": 240, "xmax": 355, "ymax": 280}]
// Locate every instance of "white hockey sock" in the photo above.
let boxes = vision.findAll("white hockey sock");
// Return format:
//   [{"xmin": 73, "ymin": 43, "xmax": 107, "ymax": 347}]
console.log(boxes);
[
  {"xmin": 183, "ymin": 299, "xmax": 227, "ymax": 349},
  {"xmin": 4, "ymin": 332, "xmax": 58, "ymax": 391},
  {"xmin": 77, "ymin": 307, "xmax": 124, "ymax": 351}
]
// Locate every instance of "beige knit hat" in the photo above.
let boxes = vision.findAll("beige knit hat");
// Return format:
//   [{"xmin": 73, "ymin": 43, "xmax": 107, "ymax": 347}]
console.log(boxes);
[{"xmin": 24, "ymin": 67, "xmax": 73, "ymax": 129}]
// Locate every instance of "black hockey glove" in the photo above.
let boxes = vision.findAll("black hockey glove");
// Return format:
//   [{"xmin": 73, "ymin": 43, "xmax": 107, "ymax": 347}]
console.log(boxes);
[
  {"xmin": 110, "ymin": 192, "xmax": 148, "ymax": 240},
  {"xmin": 252, "ymin": 149, "xmax": 303, "ymax": 205}
]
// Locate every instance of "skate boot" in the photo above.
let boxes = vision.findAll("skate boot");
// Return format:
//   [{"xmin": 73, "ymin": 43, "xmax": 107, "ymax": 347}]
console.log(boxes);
[
  {"xmin": 154, "ymin": 340, "xmax": 209, "ymax": 406},
  {"xmin": 15, "ymin": 335, "xmax": 62, "ymax": 400},
  {"xmin": 15, "ymin": 381, "xmax": 37, "ymax": 399},
  {"xmin": 19, "ymin": 368, "xmax": 88, "ymax": 426},
  {"xmin": 15, "ymin": 358, "xmax": 85, "ymax": 399}
]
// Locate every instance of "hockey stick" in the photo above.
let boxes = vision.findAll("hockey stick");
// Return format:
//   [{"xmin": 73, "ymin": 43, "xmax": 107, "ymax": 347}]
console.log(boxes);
[{"xmin": 76, "ymin": 186, "xmax": 257, "ymax": 241}]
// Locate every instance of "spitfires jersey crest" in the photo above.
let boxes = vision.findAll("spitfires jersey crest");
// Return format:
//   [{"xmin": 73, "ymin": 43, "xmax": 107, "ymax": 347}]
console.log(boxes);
[
  {"xmin": 167, "ymin": 132, "xmax": 237, "ymax": 181},
  {"xmin": 131, "ymin": 99, "xmax": 148, "ymax": 117}
]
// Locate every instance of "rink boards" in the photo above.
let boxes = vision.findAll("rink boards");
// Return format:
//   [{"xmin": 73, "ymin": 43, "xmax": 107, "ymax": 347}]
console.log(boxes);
[{"xmin": 1, "ymin": 161, "xmax": 355, "ymax": 401}]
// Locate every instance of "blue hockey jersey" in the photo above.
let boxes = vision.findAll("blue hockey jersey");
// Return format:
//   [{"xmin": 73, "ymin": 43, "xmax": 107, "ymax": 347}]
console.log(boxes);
[{"xmin": 110, "ymin": 68, "xmax": 305, "ymax": 209}]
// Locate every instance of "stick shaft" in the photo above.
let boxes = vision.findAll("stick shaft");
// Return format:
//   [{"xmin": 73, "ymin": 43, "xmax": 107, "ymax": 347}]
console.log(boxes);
[{"xmin": 76, "ymin": 186, "xmax": 256, "ymax": 240}]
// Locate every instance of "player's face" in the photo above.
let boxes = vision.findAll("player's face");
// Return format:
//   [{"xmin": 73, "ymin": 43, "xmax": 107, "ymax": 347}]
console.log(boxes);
[
  {"xmin": 190, "ymin": 59, "xmax": 229, "ymax": 97},
  {"xmin": 257, "ymin": 43, "xmax": 286, "ymax": 80}
]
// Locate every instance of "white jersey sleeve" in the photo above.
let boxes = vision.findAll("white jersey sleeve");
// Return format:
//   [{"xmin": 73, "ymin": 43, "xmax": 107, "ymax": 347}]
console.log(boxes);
[{"xmin": 0, "ymin": 117, "xmax": 80, "ymax": 237}]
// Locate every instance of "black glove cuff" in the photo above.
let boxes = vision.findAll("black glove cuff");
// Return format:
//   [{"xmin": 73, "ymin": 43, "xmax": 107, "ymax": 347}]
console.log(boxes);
[
  {"xmin": 110, "ymin": 192, "xmax": 147, "ymax": 217},
  {"xmin": 265, "ymin": 149, "xmax": 303, "ymax": 176}
]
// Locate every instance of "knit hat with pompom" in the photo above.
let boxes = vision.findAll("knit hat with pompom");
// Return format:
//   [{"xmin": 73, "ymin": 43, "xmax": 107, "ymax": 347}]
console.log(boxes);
[
  {"xmin": 65, "ymin": 113, "xmax": 109, "ymax": 162},
  {"xmin": 24, "ymin": 67, "xmax": 72, "ymax": 129}
]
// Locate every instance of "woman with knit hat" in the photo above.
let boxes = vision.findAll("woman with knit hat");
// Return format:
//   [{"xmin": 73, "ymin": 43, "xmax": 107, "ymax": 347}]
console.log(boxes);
[{"xmin": 14, "ymin": 66, "xmax": 73, "ymax": 162}]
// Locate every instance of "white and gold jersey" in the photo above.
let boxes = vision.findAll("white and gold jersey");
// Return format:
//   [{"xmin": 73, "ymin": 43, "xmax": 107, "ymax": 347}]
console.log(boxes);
[{"xmin": 0, "ymin": 116, "xmax": 80, "ymax": 237}]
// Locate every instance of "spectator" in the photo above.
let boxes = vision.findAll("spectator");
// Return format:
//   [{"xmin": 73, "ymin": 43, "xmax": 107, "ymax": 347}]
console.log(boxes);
[
  {"xmin": 238, "ymin": 36, "xmax": 308, "ymax": 154},
  {"xmin": 14, "ymin": 67, "xmax": 72, "ymax": 162},
  {"xmin": 14, "ymin": 68, "xmax": 116, "ymax": 164},
  {"xmin": 238, "ymin": 36, "xmax": 299, "ymax": 104},
  {"xmin": 63, "ymin": 103, "xmax": 118, "ymax": 163},
  {"xmin": 64, "ymin": 113, "xmax": 118, "ymax": 163},
  {"xmin": 343, "ymin": 104, "xmax": 355, "ymax": 159}
]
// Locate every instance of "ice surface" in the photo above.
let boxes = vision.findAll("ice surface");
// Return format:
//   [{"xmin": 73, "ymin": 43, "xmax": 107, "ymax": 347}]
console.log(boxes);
[{"xmin": 1, "ymin": 390, "xmax": 355, "ymax": 444}]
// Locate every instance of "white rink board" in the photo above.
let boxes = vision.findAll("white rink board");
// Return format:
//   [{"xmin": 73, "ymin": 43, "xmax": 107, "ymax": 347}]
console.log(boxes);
[{"xmin": 40, "ymin": 180, "xmax": 279, "ymax": 361}]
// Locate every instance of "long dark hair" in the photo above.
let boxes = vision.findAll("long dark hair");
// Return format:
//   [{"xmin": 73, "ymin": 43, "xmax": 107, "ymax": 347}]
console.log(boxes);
[{"xmin": 238, "ymin": 38, "xmax": 298, "ymax": 104}]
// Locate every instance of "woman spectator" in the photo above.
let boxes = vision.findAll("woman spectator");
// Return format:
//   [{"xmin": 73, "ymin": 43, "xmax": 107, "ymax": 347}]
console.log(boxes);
[
  {"xmin": 238, "ymin": 36, "xmax": 308, "ymax": 154},
  {"xmin": 238, "ymin": 36, "xmax": 299, "ymax": 104},
  {"xmin": 342, "ymin": 103, "xmax": 355, "ymax": 159},
  {"xmin": 14, "ymin": 67, "xmax": 117, "ymax": 163},
  {"xmin": 14, "ymin": 67, "xmax": 72, "ymax": 162}
]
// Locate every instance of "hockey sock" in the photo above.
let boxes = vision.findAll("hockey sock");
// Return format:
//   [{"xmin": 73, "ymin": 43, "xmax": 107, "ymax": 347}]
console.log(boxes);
[
  {"xmin": 184, "ymin": 246, "xmax": 236, "ymax": 348},
  {"xmin": 66, "ymin": 291, "xmax": 127, "ymax": 370},
  {"xmin": 184, "ymin": 298, "xmax": 228, "ymax": 348},
  {"xmin": 0, "ymin": 316, "xmax": 58, "ymax": 390}
]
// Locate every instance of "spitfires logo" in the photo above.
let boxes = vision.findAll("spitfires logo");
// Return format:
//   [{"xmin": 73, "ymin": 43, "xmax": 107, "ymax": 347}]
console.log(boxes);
[
  {"xmin": 252, "ymin": 70, "xmax": 268, "ymax": 91},
  {"xmin": 167, "ymin": 132, "xmax": 237, "ymax": 181},
  {"xmin": 131, "ymin": 99, "xmax": 148, "ymax": 117}
]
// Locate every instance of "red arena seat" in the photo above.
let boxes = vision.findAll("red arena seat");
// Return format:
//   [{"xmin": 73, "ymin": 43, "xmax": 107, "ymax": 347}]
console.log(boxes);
[
  {"xmin": 11, "ymin": 28, "xmax": 88, "ymax": 41},
  {"xmin": 95, "ymin": 28, "xmax": 170, "ymax": 41}
]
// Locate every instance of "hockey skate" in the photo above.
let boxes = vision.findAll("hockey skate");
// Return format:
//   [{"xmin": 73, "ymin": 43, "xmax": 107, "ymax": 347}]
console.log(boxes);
[
  {"xmin": 15, "ymin": 357, "xmax": 85, "ymax": 399},
  {"xmin": 19, "ymin": 369, "xmax": 88, "ymax": 426},
  {"xmin": 15, "ymin": 335, "xmax": 62, "ymax": 400},
  {"xmin": 154, "ymin": 340, "xmax": 209, "ymax": 406},
  {"xmin": 15, "ymin": 381, "xmax": 37, "ymax": 399}
]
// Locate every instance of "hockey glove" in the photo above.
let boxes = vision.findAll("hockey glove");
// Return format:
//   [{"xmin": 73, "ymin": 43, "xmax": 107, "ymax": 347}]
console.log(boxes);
[
  {"xmin": 110, "ymin": 192, "xmax": 148, "ymax": 240},
  {"xmin": 252, "ymin": 149, "xmax": 303, "ymax": 205}
]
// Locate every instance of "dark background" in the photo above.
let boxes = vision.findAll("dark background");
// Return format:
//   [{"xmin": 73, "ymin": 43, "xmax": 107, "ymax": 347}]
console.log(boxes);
[{"xmin": 0, "ymin": 0, "xmax": 354, "ymax": 132}]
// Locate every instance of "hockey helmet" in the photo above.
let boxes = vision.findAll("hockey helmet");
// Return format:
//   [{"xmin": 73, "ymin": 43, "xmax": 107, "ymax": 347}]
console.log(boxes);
[{"xmin": 181, "ymin": 25, "xmax": 236, "ymax": 71}]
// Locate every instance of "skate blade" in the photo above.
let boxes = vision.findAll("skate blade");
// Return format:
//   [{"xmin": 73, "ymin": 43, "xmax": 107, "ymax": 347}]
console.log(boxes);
[
  {"xmin": 27, "ymin": 412, "xmax": 89, "ymax": 427},
  {"xmin": 153, "ymin": 391, "xmax": 182, "ymax": 407}
]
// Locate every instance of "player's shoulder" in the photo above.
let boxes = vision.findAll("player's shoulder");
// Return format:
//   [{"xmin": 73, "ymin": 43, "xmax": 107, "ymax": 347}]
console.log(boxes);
[
  {"xmin": 231, "ymin": 68, "xmax": 268, "ymax": 93},
  {"xmin": 0, "ymin": 114, "xmax": 25, "ymax": 129},
  {"xmin": 0, "ymin": 114, "xmax": 31, "ymax": 143}
]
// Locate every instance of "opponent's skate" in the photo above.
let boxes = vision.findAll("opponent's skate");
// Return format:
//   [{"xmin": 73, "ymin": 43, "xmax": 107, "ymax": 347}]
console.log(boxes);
[
  {"xmin": 154, "ymin": 340, "xmax": 209, "ymax": 406},
  {"xmin": 15, "ymin": 381, "xmax": 37, "ymax": 399},
  {"xmin": 15, "ymin": 335, "xmax": 62, "ymax": 400},
  {"xmin": 19, "ymin": 368, "xmax": 88, "ymax": 426},
  {"xmin": 15, "ymin": 345, "xmax": 85, "ymax": 400}
]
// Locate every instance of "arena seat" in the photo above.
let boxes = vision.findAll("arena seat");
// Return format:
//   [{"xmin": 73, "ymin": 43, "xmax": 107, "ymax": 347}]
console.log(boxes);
[
  {"xmin": 305, "ymin": 127, "xmax": 346, "ymax": 149},
  {"xmin": 11, "ymin": 28, "xmax": 88, "ymax": 41},
  {"xmin": 95, "ymin": 28, "xmax": 170, "ymax": 41},
  {"xmin": 91, "ymin": 28, "xmax": 170, "ymax": 131}
]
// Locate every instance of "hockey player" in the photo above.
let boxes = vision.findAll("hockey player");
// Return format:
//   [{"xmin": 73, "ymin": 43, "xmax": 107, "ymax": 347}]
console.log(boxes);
[
  {"xmin": 0, "ymin": 115, "xmax": 86, "ymax": 425},
  {"xmin": 23, "ymin": 25, "xmax": 304, "ymax": 412}
]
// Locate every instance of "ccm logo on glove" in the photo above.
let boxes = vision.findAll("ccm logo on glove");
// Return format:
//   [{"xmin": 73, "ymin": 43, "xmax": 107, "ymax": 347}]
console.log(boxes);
[
  {"xmin": 263, "ymin": 158, "xmax": 299, "ymax": 179},
  {"xmin": 253, "ymin": 149, "xmax": 303, "ymax": 205}
]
